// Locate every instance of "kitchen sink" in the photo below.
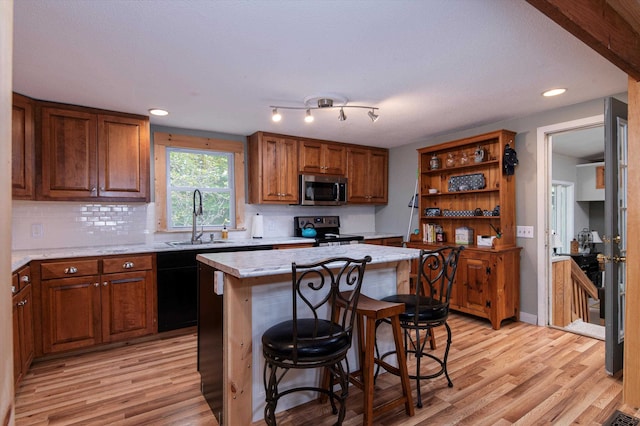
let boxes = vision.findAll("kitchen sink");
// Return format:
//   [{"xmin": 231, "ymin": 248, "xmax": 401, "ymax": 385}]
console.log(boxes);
[{"xmin": 165, "ymin": 240, "xmax": 231, "ymax": 247}]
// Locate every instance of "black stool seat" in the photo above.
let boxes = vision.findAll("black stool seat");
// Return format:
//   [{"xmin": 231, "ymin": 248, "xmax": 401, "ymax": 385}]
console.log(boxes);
[
  {"xmin": 262, "ymin": 319, "xmax": 349, "ymax": 361},
  {"xmin": 381, "ymin": 294, "xmax": 447, "ymax": 322}
]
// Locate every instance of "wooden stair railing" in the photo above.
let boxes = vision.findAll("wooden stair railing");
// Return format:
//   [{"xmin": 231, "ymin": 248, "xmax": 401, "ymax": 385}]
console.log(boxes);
[{"xmin": 570, "ymin": 259, "xmax": 600, "ymax": 323}]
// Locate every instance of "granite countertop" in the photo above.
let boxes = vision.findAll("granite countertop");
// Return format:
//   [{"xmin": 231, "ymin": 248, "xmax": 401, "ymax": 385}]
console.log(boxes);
[
  {"xmin": 196, "ymin": 243, "xmax": 419, "ymax": 279},
  {"xmin": 11, "ymin": 233, "xmax": 404, "ymax": 271}
]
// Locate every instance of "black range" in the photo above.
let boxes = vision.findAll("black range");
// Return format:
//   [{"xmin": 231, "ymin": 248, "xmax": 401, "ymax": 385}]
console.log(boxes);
[{"xmin": 293, "ymin": 215, "xmax": 364, "ymax": 246}]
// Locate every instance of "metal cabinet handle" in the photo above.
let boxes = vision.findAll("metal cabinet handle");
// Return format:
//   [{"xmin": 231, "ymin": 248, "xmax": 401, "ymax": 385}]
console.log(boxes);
[
  {"xmin": 123, "ymin": 261, "xmax": 134, "ymax": 269},
  {"xmin": 94, "ymin": 283, "xmax": 100, "ymax": 287},
  {"xmin": 64, "ymin": 267, "xmax": 78, "ymax": 274},
  {"xmin": 91, "ymin": 187, "xmax": 97, "ymax": 193},
  {"xmin": 11, "ymin": 286, "xmax": 16, "ymax": 294},
  {"xmin": 21, "ymin": 275, "xmax": 30, "ymax": 284},
  {"xmin": 103, "ymin": 282, "xmax": 108, "ymax": 286}
]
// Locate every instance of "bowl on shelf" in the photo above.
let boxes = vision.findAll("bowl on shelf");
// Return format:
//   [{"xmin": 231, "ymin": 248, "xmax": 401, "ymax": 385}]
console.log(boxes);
[{"xmin": 428, "ymin": 188, "xmax": 438, "ymax": 194}]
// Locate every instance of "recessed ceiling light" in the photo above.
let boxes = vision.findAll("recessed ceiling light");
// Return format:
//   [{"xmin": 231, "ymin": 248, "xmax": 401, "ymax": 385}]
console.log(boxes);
[
  {"xmin": 542, "ymin": 88, "xmax": 567, "ymax": 97},
  {"xmin": 149, "ymin": 108, "xmax": 169, "ymax": 116}
]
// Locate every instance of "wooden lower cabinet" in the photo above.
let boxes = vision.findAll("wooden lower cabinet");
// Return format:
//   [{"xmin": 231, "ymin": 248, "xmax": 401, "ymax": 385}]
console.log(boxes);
[
  {"xmin": 13, "ymin": 283, "xmax": 34, "ymax": 386},
  {"xmin": 38, "ymin": 254, "xmax": 156, "ymax": 355},
  {"xmin": 365, "ymin": 236, "xmax": 403, "ymax": 247},
  {"xmin": 408, "ymin": 243, "xmax": 521, "ymax": 329}
]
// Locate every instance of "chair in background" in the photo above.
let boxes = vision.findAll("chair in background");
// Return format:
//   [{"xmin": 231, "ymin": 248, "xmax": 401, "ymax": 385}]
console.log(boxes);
[
  {"xmin": 261, "ymin": 255, "xmax": 372, "ymax": 425},
  {"xmin": 378, "ymin": 246, "xmax": 463, "ymax": 407}
]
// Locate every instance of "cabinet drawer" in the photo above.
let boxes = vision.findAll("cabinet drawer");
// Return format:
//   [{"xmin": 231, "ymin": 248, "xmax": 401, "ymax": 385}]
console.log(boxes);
[
  {"xmin": 41, "ymin": 259, "xmax": 99, "ymax": 280},
  {"xmin": 103, "ymin": 254, "xmax": 153, "ymax": 274}
]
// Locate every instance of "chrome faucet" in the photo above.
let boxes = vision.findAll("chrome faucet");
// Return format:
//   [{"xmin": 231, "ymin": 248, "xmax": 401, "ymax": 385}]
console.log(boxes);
[{"xmin": 191, "ymin": 189, "xmax": 204, "ymax": 244}]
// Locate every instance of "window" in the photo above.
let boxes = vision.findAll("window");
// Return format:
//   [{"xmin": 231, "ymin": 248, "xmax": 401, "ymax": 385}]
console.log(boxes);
[
  {"xmin": 154, "ymin": 132, "xmax": 245, "ymax": 232},
  {"xmin": 166, "ymin": 147, "xmax": 234, "ymax": 229},
  {"xmin": 551, "ymin": 181, "xmax": 574, "ymax": 252}
]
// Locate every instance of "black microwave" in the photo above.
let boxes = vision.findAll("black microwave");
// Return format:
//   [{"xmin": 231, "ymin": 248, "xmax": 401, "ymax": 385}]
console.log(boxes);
[{"xmin": 299, "ymin": 174, "xmax": 347, "ymax": 206}]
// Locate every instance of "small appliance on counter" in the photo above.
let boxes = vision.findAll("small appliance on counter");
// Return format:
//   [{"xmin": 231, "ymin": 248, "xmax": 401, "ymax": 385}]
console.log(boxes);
[{"xmin": 294, "ymin": 215, "xmax": 364, "ymax": 246}]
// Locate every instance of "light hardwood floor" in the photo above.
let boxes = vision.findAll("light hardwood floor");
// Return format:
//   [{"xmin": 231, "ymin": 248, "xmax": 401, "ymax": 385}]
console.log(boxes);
[{"xmin": 14, "ymin": 314, "xmax": 640, "ymax": 425}]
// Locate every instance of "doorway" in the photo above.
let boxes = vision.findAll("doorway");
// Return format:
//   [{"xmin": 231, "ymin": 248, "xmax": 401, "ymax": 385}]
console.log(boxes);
[
  {"xmin": 550, "ymin": 126, "xmax": 605, "ymax": 339},
  {"xmin": 535, "ymin": 114, "xmax": 604, "ymax": 329}
]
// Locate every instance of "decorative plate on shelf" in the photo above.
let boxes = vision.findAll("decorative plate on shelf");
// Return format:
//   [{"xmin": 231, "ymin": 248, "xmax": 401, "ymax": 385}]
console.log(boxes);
[{"xmin": 448, "ymin": 173, "xmax": 485, "ymax": 192}]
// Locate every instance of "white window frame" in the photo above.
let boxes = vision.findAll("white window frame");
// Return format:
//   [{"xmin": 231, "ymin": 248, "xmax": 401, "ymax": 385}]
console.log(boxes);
[{"xmin": 154, "ymin": 132, "xmax": 245, "ymax": 232}]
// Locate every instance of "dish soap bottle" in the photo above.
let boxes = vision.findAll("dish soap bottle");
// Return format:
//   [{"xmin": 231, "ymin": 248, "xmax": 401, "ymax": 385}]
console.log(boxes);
[{"xmin": 221, "ymin": 221, "xmax": 228, "ymax": 239}]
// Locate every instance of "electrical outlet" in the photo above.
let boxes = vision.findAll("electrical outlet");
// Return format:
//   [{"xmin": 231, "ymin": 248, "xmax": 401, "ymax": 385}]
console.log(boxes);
[
  {"xmin": 31, "ymin": 223, "xmax": 43, "ymax": 239},
  {"xmin": 516, "ymin": 225, "xmax": 534, "ymax": 239}
]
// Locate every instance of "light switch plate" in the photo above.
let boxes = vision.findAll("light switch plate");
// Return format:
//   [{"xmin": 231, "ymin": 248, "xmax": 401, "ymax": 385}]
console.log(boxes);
[{"xmin": 516, "ymin": 225, "xmax": 534, "ymax": 238}]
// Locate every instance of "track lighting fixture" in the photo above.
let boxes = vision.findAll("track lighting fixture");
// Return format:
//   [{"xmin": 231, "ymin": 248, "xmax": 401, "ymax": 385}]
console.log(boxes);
[{"xmin": 269, "ymin": 94, "xmax": 379, "ymax": 123}]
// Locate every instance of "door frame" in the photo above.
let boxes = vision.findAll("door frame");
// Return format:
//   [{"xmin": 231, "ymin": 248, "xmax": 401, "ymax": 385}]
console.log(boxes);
[{"xmin": 536, "ymin": 114, "xmax": 604, "ymax": 326}]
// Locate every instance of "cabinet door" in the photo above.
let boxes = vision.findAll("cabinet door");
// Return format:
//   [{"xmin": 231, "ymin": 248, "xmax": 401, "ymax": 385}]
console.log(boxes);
[
  {"xmin": 347, "ymin": 147, "xmax": 369, "ymax": 202},
  {"xmin": 18, "ymin": 285, "xmax": 34, "ymax": 377},
  {"xmin": 40, "ymin": 107, "xmax": 98, "ymax": 199},
  {"xmin": 13, "ymin": 292, "xmax": 22, "ymax": 384},
  {"xmin": 262, "ymin": 136, "xmax": 298, "ymax": 203},
  {"xmin": 41, "ymin": 275, "xmax": 102, "ymax": 354},
  {"xmin": 101, "ymin": 270, "xmax": 155, "ymax": 343},
  {"xmin": 323, "ymin": 143, "xmax": 346, "ymax": 175},
  {"xmin": 12, "ymin": 93, "xmax": 35, "ymax": 199},
  {"xmin": 347, "ymin": 147, "xmax": 388, "ymax": 204},
  {"xmin": 299, "ymin": 140, "xmax": 324, "ymax": 174},
  {"xmin": 459, "ymin": 256, "xmax": 490, "ymax": 315},
  {"xmin": 98, "ymin": 114, "xmax": 149, "ymax": 200},
  {"xmin": 368, "ymin": 149, "xmax": 388, "ymax": 203}
]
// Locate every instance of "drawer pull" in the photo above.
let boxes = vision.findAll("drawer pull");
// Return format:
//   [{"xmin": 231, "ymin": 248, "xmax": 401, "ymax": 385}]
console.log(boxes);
[
  {"xmin": 11, "ymin": 286, "xmax": 16, "ymax": 294},
  {"xmin": 123, "ymin": 261, "xmax": 135, "ymax": 269},
  {"xmin": 103, "ymin": 281, "xmax": 108, "ymax": 286},
  {"xmin": 21, "ymin": 275, "xmax": 30, "ymax": 284},
  {"xmin": 64, "ymin": 267, "xmax": 78, "ymax": 274}
]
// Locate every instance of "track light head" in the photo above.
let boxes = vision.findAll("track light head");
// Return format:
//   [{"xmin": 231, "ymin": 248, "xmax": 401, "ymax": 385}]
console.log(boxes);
[
  {"xmin": 304, "ymin": 109, "xmax": 314, "ymax": 123},
  {"xmin": 272, "ymin": 108, "xmax": 281, "ymax": 122},
  {"xmin": 368, "ymin": 110, "xmax": 379, "ymax": 123},
  {"xmin": 338, "ymin": 108, "xmax": 347, "ymax": 121}
]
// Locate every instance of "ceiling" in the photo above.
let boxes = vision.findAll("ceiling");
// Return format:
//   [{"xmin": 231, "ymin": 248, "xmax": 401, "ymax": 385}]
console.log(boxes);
[
  {"xmin": 12, "ymin": 0, "xmax": 628, "ymax": 149},
  {"xmin": 551, "ymin": 126, "xmax": 604, "ymax": 162}
]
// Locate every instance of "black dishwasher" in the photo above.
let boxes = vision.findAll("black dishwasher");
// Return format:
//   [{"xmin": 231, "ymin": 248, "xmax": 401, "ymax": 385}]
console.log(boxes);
[{"xmin": 157, "ymin": 245, "xmax": 273, "ymax": 332}]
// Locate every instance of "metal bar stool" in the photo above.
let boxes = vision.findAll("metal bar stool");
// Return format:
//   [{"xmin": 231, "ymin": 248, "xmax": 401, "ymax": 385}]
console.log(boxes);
[{"xmin": 322, "ymin": 292, "xmax": 414, "ymax": 425}]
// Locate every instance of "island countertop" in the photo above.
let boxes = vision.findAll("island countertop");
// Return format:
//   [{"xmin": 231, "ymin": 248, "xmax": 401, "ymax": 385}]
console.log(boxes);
[{"xmin": 196, "ymin": 243, "xmax": 420, "ymax": 278}]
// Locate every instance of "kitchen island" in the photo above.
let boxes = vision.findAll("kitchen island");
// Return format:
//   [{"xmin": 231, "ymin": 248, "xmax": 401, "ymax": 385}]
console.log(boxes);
[{"xmin": 196, "ymin": 244, "xmax": 420, "ymax": 425}]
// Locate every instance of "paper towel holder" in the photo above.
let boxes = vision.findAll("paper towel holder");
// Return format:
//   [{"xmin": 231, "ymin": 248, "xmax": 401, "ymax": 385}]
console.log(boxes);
[{"xmin": 251, "ymin": 213, "xmax": 264, "ymax": 239}]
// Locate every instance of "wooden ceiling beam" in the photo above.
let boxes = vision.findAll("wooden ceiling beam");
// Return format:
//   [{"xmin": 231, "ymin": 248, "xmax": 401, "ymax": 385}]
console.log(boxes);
[{"xmin": 526, "ymin": 0, "xmax": 640, "ymax": 81}]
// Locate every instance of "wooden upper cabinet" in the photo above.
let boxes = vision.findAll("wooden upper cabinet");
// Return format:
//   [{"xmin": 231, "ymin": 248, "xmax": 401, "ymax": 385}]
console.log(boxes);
[
  {"xmin": 12, "ymin": 93, "xmax": 35, "ymax": 199},
  {"xmin": 346, "ymin": 146, "xmax": 388, "ymax": 204},
  {"xmin": 299, "ymin": 140, "xmax": 346, "ymax": 175},
  {"xmin": 98, "ymin": 114, "xmax": 149, "ymax": 199},
  {"xmin": 248, "ymin": 132, "xmax": 299, "ymax": 204},
  {"xmin": 40, "ymin": 107, "xmax": 98, "ymax": 199},
  {"xmin": 38, "ymin": 103, "xmax": 149, "ymax": 202}
]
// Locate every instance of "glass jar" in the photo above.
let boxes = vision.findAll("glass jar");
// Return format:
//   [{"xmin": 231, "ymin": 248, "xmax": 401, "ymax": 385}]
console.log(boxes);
[
  {"xmin": 460, "ymin": 151, "xmax": 469, "ymax": 165},
  {"xmin": 445, "ymin": 152, "xmax": 456, "ymax": 168},
  {"xmin": 429, "ymin": 154, "xmax": 440, "ymax": 170}
]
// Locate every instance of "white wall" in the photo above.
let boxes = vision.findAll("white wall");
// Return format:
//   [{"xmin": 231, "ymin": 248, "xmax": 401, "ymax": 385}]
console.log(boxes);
[
  {"xmin": 1, "ymin": 1, "xmax": 14, "ymax": 423},
  {"xmin": 378, "ymin": 95, "xmax": 624, "ymax": 320}
]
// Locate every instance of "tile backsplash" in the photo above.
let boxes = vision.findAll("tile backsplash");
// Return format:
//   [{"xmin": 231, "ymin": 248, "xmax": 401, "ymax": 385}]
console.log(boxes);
[
  {"xmin": 12, "ymin": 201, "xmax": 151, "ymax": 250},
  {"xmin": 11, "ymin": 201, "xmax": 377, "ymax": 251}
]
